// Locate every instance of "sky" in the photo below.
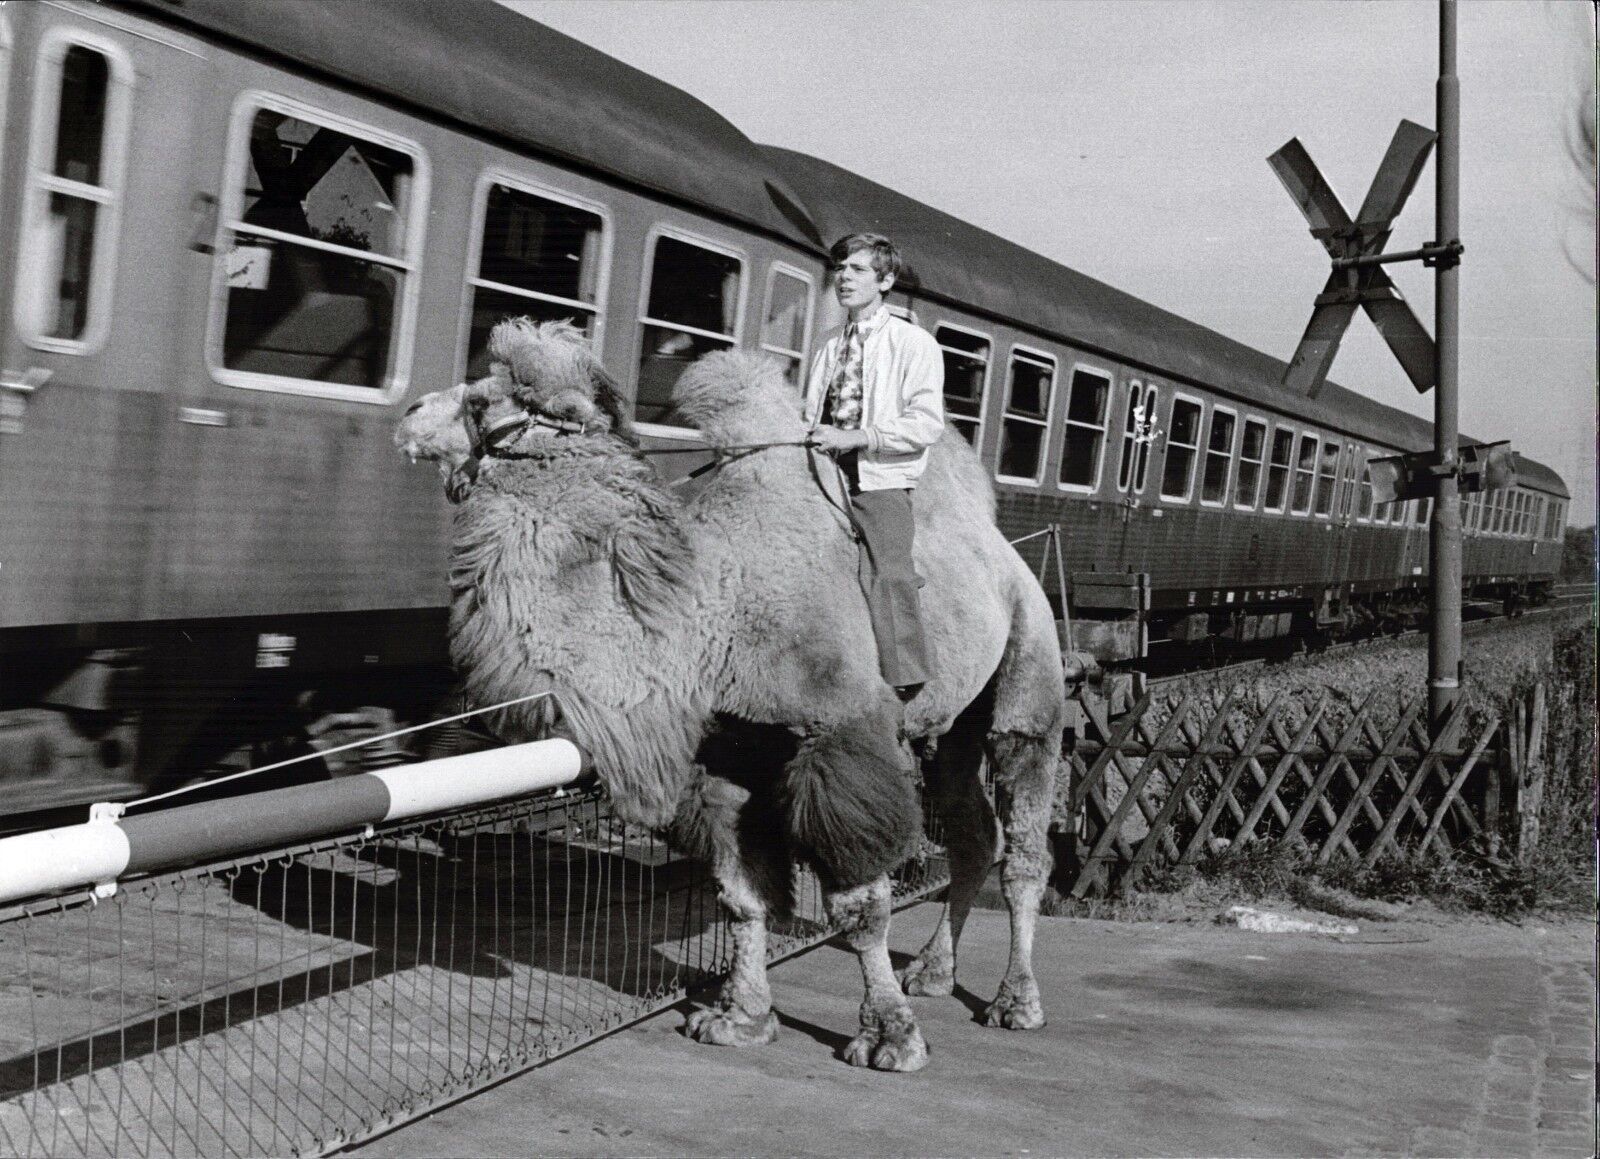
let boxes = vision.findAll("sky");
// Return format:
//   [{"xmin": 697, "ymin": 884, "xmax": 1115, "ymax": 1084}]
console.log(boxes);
[{"xmin": 505, "ymin": 0, "xmax": 1596, "ymax": 525}]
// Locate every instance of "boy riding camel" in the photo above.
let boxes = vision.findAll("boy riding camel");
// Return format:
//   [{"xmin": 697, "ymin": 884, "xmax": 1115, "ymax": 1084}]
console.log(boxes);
[{"xmin": 804, "ymin": 234, "xmax": 944, "ymax": 696}]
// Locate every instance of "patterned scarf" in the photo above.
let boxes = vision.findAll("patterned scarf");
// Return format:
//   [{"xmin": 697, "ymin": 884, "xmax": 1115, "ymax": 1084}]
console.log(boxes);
[{"xmin": 823, "ymin": 322, "xmax": 864, "ymax": 429}]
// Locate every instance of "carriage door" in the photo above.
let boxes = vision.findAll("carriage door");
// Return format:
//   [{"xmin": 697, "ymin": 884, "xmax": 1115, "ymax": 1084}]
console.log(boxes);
[
  {"xmin": 0, "ymin": 5, "xmax": 207, "ymax": 632},
  {"xmin": 154, "ymin": 84, "xmax": 430, "ymax": 621},
  {"xmin": 1331, "ymin": 441, "xmax": 1359, "ymax": 589}
]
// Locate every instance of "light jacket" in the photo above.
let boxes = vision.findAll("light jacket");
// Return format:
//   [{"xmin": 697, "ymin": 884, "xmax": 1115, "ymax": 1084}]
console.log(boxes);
[{"xmin": 802, "ymin": 309, "xmax": 945, "ymax": 491}]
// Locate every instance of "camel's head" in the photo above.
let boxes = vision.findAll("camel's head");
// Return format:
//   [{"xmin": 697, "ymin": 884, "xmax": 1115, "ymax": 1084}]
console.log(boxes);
[{"xmin": 394, "ymin": 317, "xmax": 634, "ymax": 502}]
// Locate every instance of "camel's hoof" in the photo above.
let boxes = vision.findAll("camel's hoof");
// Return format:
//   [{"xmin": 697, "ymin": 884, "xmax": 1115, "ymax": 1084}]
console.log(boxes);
[
  {"xmin": 898, "ymin": 956, "xmax": 955, "ymax": 997},
  {"xmin": 684, "ymin": 1007, "xmax": 779, "ymax": 1047},
  {"xmin": 982, "ymin": 987, "xmax": 1046, "ymax": 1031},
  {"xmin": 842, "ymin": 1025, "xmax": 929, "ymax": 1072}
]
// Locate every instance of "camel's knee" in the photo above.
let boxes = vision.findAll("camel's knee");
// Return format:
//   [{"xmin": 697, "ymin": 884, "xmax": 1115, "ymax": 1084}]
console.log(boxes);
[
  {"xmin": 782, "ymin": 713, "xmax": 920, "ymax": 891},
  {"xmin": 824, "ymin": 877, "xmax": 893, "ymax": 949}
]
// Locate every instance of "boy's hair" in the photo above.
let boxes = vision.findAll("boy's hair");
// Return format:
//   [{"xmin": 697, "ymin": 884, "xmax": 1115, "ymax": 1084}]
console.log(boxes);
[{"xmin": 829, "ymin": 233, "xmax": 903, "ymax": 282}]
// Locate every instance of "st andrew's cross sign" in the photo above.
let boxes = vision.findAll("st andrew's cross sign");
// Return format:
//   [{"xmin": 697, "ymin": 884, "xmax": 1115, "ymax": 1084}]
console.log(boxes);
[{"xmin": 1268, "ymin": 119, "xmax": 1461, "ymax": 399}]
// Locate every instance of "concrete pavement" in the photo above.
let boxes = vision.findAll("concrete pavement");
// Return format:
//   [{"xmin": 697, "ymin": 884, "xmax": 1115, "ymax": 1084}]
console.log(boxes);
[{"xmin": 351, "ymin": 901, "xmax": 1595, "ymax": 1158}]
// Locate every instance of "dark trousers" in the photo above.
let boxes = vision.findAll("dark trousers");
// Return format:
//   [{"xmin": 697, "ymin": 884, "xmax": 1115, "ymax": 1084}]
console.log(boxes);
[{"xmin": 842, "ymin": 459, "xmax": 934, "ymax": 687}]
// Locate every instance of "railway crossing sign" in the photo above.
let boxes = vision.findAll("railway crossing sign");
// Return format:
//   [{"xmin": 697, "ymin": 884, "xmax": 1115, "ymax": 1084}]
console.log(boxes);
[{"xmin": 1269, "ymin": 120, "xmax": 1458, "ymax": 398}]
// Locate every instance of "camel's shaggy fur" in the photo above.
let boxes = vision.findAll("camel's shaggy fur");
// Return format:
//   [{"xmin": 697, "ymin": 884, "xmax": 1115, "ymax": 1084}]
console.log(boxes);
[{"xmin": 395, "ymin": 319, "xmax": 1068, "ymax": 1070}]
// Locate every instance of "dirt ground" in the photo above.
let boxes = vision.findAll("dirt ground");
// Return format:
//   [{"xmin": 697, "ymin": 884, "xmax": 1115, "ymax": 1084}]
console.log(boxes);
[{"xmin": 349, "ymin": 897, "xmax": 1596, "ymax": 1158}]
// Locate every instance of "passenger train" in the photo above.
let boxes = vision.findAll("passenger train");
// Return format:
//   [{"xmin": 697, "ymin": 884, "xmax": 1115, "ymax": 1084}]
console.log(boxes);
[{"xmin": 0, "ymin": 0, "xmax": 1568, "ymax": 818}]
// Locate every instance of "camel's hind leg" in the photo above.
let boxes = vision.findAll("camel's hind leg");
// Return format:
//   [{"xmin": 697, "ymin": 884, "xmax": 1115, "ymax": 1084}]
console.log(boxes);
[
  {"xmin": 669, "ymin": 773, "xmax": 789, "ymax": 1047},
  {"xmin": 900, "ymin": 705, "xmax": 997, "ymax": 997},
  {"xmin": 982, "ymin": 728, "xmax": 1058, "ymax": 1030}
]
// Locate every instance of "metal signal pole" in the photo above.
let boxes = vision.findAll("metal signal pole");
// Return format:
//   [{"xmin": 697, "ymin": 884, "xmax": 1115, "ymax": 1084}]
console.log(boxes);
[{"xmin": 1429, "ymin": 0, "xmax": 1462, "ymax": 733}]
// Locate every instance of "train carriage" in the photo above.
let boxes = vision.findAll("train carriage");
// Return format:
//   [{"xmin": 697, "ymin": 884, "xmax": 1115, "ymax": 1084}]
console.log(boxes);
[
  {"xmin": 762, "ymin": 147, "xmax": 1569, "ymax": 653},
  {"xmin": 0, "ymin": 0, "xmax": 1568, "ymax": 819}
]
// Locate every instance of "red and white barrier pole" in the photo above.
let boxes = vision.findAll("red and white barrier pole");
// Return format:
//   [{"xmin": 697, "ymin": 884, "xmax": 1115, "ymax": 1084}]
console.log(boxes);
[{"xmin": 0, "ymin": 739, "xmax": 582, "ymax": 907}]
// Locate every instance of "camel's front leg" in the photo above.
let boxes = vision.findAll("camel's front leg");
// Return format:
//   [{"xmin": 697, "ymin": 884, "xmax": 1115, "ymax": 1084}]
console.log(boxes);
[
  {"xmin": 826, "ymin": 876, "xmax": 928, "ymax": 1072},
  {"xmin": 685, "ymin": 863, "xmax": 780, "ymax": 1047},
  {"xmin": 672, "ymin": 774, "xmax": 785, "ymax": 1047}
]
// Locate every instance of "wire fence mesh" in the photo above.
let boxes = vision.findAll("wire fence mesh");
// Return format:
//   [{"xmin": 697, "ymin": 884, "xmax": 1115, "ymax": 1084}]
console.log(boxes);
[{"xmin": 0, "ymin": 786, "xmax": 951, "ymax": 1158}]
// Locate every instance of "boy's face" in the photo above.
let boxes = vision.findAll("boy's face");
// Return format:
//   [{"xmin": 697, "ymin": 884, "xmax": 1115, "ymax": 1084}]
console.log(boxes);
[{"xmin": 833, "ymin": 248, "xmax": 894, "ymax": 314}]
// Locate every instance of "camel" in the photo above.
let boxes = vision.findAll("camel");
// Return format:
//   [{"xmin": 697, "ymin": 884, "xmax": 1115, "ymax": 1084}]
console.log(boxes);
[{"xmin": 395, "ymin": 319, "xmax": 1067, "ymax": 1072}]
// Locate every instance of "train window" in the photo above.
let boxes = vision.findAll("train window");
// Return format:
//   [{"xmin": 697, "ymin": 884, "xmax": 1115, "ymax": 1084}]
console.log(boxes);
[
  {"xmin": 1357, "ymin": 448, "xmax": 1375, "ymax": 522},
  {"xmin": 636, "ymin": 231, "xmax": 744, "ymax": 425},
  {"xmin": 936, "ymin": 325, "xmax": 991, "ymax": 446},
  {"xmin": 1314, "ymin": 441, "xmax": 1340, "ymax": 517},
  {"xmin": 1291, "ymin": 433, "xmax": 1319, "ymax": 515},
  {"xmin": 1159, "ymin": 396, "xmax": 1203, "ymax": 501},
  {"xmin": 1264, "ymin": 427, "xmax": 1294, "ymax": 513},
  {"xmin": 1059, "ymin": 366, "xmax": 1111, "ymax": 491},
  {"xmin": 15, "ymin": 33, "xmax": 134, "ymax": 353},
  {"xmin": 759, "ymin": 265, "xmax": 814, "ymax": 386},
  {"xmin": 1199, "ymin": 406, "xmax": 1236, "ymax": 506},
  {"xmin": 212, "ymin": 99, "xmax": 425, "ymax": 397},
  {"xmin": 1234, "ymin": 418, "xmax": 1266, "ymax": 509},
  {"xmin": 463, "ymin": 178, "xmax": 608, "ymax": 380},
  {"xmin": 998, "ymin": 349, "xmax": 1055, "ymax": 484}
]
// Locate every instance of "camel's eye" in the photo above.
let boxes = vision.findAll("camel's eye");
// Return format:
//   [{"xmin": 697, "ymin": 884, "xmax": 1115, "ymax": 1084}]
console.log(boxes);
[{"xmin": 403, "ymin": 399, "xmax": 424, "ymax": 416}]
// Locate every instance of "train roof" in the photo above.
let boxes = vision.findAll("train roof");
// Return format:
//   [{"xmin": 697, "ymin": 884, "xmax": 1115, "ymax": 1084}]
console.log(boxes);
[
  {"xmin": 120, "ymin": 0, "xmax": 822, "ymax": 249},
  {"xmin": 764, "ymin": 148, "xmax": 1569, "ymax": 498}
]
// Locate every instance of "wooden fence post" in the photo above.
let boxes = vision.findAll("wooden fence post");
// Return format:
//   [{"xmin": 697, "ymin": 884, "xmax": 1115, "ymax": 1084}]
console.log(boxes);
[{"xmin": 1517, "ymin": 683, "xmax": 1547, "ymax": 867}]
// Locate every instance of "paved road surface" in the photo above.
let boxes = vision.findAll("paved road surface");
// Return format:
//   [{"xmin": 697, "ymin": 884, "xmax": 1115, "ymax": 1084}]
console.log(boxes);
[{"xmin": 351, "ymin": 901, "xmax": 1595, "ymax": 1157}]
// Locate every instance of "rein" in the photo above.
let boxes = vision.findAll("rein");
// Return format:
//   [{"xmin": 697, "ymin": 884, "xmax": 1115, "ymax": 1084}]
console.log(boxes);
[{"xmin": 460, "ymin": 407, "xmax": 859, "ymax": 539}]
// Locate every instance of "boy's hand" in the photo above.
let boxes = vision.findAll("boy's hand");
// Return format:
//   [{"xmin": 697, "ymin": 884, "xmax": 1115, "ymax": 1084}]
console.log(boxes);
[{"xmin": 808, "ymin": 425, "xmax": 870, "ymax": 454}]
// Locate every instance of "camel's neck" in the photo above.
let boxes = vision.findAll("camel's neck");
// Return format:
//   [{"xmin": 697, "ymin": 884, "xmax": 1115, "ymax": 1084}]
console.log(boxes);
[{"xmin": 445, "ymin": 440, "xmax": 711, "ymax": 826}]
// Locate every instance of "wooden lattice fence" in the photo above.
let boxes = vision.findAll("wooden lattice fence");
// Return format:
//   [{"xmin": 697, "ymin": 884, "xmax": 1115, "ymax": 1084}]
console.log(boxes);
[{"xmin": 1061, "ymin": 688, "xmax": 1502, "ymax": 897}]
